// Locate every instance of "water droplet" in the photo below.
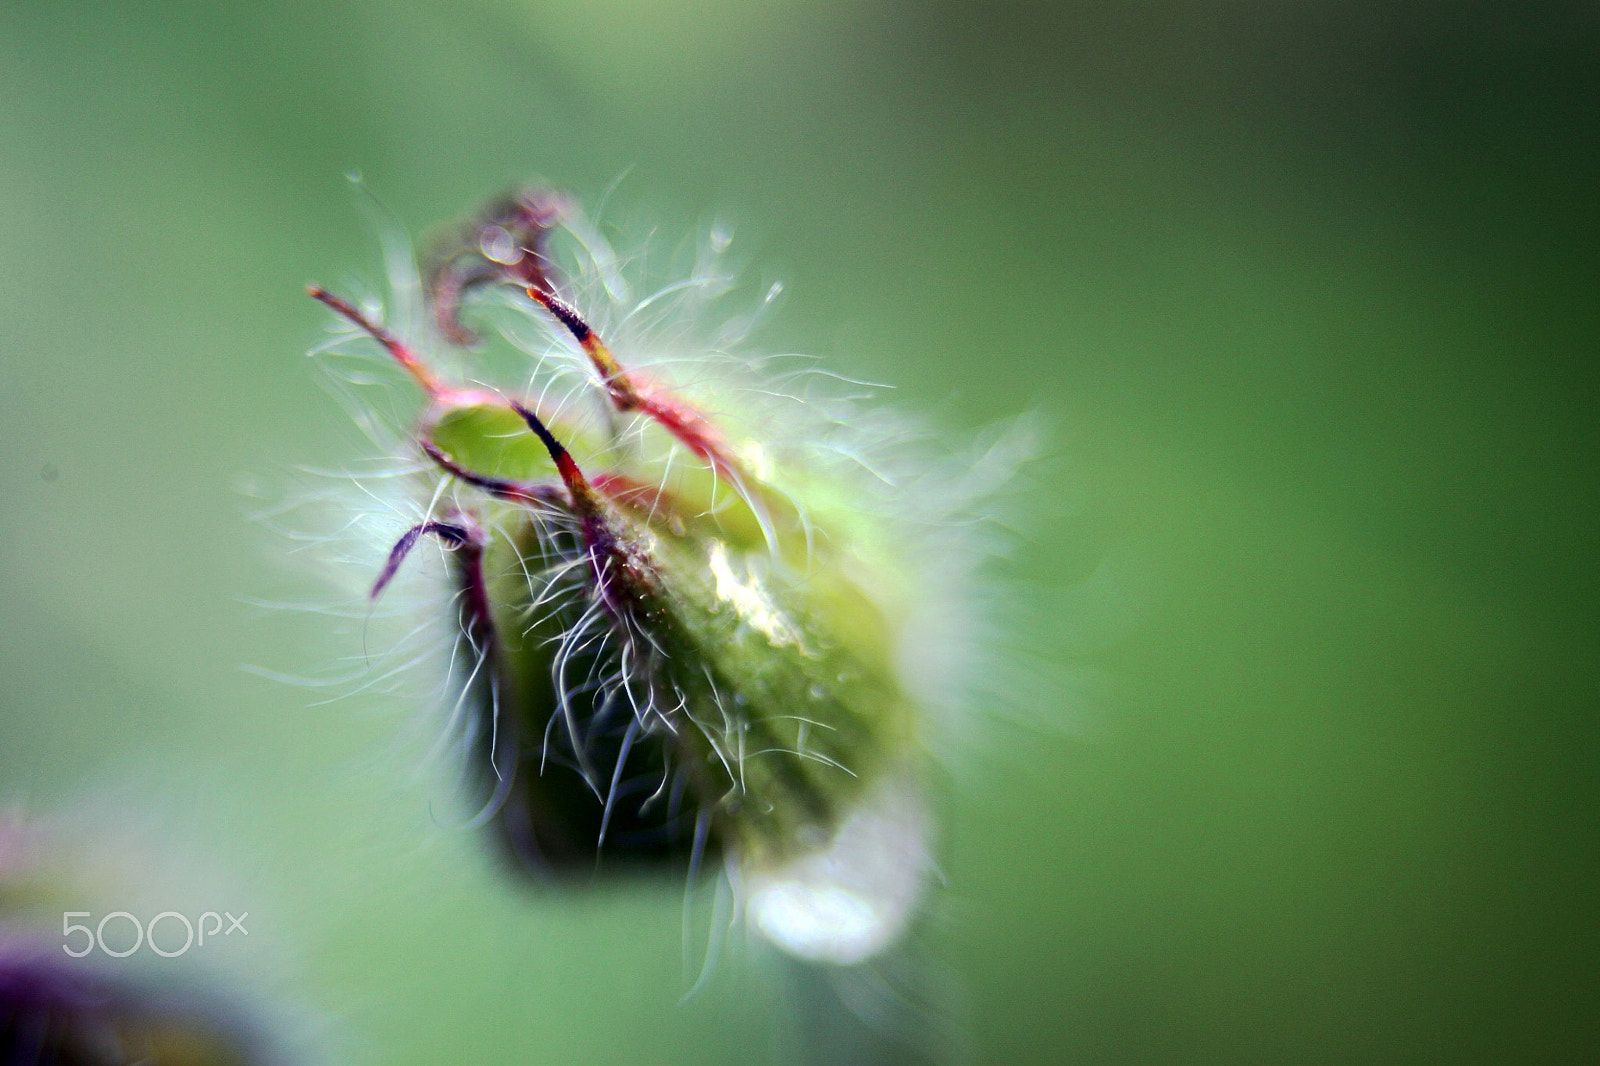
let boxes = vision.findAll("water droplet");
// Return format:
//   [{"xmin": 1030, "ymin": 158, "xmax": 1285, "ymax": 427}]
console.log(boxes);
[{"xmin": 480, "ymin": 225, "xmax": 518, "ymax": 264}]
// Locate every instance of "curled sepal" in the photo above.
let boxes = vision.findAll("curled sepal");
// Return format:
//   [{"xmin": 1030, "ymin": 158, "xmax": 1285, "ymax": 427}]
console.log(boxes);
[{"xmin": 422, "ymin": 189, "xmax": 566, "ymax": 346}]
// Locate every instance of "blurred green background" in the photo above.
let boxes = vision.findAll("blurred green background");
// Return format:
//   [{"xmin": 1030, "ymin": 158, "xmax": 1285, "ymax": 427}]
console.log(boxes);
[{"xmin": 2, "ymin": 1, "xmax": 1596, "ymax": 1062}]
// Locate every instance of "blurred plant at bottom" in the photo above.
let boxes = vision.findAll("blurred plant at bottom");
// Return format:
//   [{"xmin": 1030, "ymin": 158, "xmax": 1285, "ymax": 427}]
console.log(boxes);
[{"xmin": 0, "ymin": 810, "xmax": 317, "ymax": 1066}]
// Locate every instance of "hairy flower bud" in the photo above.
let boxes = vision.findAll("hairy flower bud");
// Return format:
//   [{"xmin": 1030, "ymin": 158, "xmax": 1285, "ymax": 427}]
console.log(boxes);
[{"xmin": 308, "ymin": 188, "xmax": 1026, "ymax": 968}]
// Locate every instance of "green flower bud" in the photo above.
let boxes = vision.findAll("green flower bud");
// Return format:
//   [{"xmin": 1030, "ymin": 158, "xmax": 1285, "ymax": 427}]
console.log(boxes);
[{"xmin": 309, "ymin": 189, "xmax": 1022, "ymax": 968}]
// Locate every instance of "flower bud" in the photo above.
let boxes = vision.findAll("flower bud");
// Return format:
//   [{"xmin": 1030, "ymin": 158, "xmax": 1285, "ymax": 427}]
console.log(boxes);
[{"xmin": 310, "ymin": 189, "xmax": 1024, "ymax": 968}]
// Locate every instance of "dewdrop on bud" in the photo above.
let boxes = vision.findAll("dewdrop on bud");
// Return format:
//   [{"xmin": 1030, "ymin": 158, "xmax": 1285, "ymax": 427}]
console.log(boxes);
[{"xmin": 308, "ymin": 189, "xmax": 1021, "ymax": 967}]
